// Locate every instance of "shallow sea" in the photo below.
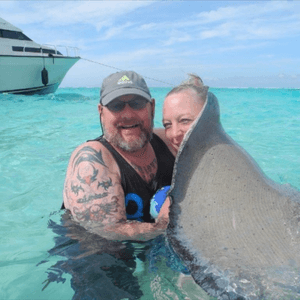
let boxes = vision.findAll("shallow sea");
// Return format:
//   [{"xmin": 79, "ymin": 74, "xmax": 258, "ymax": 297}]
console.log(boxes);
[{"xmin": 0, "ymin": 87, "xmax": 299, "ymax": 300}]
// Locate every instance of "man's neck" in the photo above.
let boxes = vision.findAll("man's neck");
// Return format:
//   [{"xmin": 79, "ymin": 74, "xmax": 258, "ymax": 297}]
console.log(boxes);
[
  {"xmin": 106, "ymin": 138, "xmax": 157, "ymax": 183},
  {"xmin": 117, "ymin": 141, "xmax": 157, "ymax": 184},
  {"xmin": 115, "ymin": 141, "xmax": 152, "ymax": 160}
]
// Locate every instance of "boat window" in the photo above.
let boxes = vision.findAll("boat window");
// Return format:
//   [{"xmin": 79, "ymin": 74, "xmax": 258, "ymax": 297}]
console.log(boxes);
[
  {"xmin": 42, "ymin": 48, "xmax": 54, "ymax": 54},
  {"xmin": 25, "ymin": 47, "xmax": 41, "ymax": 53},
  {"xmin": 12, "ymin": 46, "xmax": 24, "ymax": 52},
  {"xmin": 41, "ymin": 48, "xmax": 63, "ymax": 55},
  {"xmin": 0, "ymin": 29, "xmax": 32, "ymax": 41},
  {"xmin": 42, "ymin": 48, "xmax": 55, "ymax": 54},
  {"xmin": 11, "ymin": 45, "xmax": 64, "ymax": 55}
]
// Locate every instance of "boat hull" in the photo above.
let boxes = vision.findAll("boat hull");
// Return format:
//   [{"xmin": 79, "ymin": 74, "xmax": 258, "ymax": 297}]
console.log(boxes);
[{"xmin": 0, "ymin": 55, "xmax": 80, "ymax": 95}]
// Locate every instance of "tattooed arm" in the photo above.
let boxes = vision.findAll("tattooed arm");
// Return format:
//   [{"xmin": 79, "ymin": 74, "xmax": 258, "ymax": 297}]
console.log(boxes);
[
  {"xmin": 63, "ymin": 142, "xmax": 168, "ymax": 241},
  {"xmin": 63, "ymin": 142, "xmax": 121, "ymax": 223}
]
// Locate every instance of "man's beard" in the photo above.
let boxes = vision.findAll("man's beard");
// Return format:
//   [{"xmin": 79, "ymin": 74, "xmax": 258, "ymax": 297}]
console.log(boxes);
[{"xmin": 102, "ymin": 117, "xmax": 153, "ymax": 152}]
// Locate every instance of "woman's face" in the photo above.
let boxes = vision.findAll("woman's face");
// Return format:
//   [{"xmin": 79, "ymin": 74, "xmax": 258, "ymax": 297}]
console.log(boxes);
[{"xmin": 163, "ymin": 90, "xmax": 204, "ymax": 153}]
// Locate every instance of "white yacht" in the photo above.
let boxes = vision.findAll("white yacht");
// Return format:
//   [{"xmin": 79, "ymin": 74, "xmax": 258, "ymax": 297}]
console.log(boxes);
[{"xmin": 0, "ymin": 17, "xmax": 80, "ymax": 95}]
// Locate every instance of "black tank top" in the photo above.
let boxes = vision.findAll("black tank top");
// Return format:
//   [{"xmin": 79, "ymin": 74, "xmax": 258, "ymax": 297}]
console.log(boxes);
[
  {"xmin": 61, "ymin": 134, "xmax": 175, "ymax": 222},
  {"xmin": 95, "ymin": 134, "xmax": 175, "ymax": 222}
]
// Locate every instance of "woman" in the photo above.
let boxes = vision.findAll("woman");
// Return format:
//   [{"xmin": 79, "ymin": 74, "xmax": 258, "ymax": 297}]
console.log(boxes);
[
  {"xmin": 152, "ymin": 75, "xmax": 212, "ymax": 295},
  {"xmin": 151, "ymin": 74, "xmax": 208, "ymax": 219},
  {"xmin": 162, "ymin": 74, "xmax": 208, "ymax": 155}
]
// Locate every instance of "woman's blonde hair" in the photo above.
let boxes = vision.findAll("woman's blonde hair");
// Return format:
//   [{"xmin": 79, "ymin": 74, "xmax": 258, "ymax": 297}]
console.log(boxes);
[{"xmin": 166, "ymin": 73, "xmax": 209, "ymax": 102}]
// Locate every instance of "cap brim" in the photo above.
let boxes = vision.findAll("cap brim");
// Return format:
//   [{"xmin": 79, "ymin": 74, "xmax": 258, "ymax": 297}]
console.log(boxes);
[{"xmin": 101, "ymin": 88, "xmax": 151, "ymax": 105}]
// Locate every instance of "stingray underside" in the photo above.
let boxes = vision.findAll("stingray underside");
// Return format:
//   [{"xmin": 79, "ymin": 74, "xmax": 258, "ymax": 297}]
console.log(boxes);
[{"xmin": 167, "ymin": 92, "xmax": 300, "ymax": 300}]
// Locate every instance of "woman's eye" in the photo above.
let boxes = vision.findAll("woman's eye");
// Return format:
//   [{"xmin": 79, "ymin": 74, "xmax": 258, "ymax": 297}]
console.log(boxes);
[
  {"xmin": 163, "ymin": 123, "xmax": 171, "ymax": 129},
  {"xmin": 181, "ymin": 119, "xmax": 192, "ymax": 124}
]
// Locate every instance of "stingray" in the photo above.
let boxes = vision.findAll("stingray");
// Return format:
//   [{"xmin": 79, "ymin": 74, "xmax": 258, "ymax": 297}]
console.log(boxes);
[{"xmin": 167, "ymin": 92, "xmax": 300, "ymax": 300}]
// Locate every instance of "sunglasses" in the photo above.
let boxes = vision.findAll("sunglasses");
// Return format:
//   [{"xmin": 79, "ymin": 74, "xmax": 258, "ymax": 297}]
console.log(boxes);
[{"xmin": 106, "ymin": 96, "xmax": 149, "ymax": 112}]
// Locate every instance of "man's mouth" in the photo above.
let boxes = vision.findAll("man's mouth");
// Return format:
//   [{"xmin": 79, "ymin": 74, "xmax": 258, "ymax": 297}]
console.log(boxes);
[{"xmin": 119, "ymin": 124, "xmax": 140, "ymax": 129}]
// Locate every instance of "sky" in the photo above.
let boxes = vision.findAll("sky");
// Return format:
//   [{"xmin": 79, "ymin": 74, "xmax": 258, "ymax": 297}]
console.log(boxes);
[{"xmin": 1, "ymin": 1, "xmax": 300, "ymax": 88}]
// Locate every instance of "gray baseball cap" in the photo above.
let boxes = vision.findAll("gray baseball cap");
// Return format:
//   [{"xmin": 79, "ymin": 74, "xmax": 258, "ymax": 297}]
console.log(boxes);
[{"xmin": 100, "ymin": 71, "xmax": 151, "ymax": 105}]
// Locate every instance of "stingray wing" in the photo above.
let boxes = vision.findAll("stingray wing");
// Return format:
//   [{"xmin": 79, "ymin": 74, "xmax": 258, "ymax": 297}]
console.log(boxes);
[{"xmin": 167, "ymin": 92, "xmax": 300, "ymax": 299}]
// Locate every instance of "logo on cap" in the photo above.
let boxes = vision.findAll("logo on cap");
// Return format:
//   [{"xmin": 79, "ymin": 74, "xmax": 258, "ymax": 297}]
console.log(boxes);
[{"xmin": 117, "ymin": 75, "xmax": 132, "ymax": 85}]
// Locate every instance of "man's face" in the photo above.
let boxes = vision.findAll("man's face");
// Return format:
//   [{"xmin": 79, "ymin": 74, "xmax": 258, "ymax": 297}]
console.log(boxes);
[{"xmin": 99, "ymin": 94, "xmax": 155, "ymax": 152}]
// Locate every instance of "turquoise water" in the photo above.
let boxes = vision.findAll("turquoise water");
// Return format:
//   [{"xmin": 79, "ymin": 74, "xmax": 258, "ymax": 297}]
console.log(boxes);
[{"xmin": 0, "ymin": 87, "xmax": 299, "ymax": 299}]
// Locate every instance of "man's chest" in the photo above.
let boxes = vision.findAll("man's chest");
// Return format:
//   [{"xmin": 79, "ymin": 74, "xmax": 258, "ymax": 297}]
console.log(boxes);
[{"xmin": 130, "ymin": 157, "xmax": 158, "ymax": 183}]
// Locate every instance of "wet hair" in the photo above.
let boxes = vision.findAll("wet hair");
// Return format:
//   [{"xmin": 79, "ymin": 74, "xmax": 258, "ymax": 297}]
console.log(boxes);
[{"xmin": 166, "ymin": 73, "xmax": 209, "ymax": 103}]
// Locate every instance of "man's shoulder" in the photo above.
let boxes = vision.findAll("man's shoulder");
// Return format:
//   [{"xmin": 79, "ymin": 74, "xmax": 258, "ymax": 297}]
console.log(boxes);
[
  {"xmin": 69, "ymin": 139, "xmax": 118, "ymax": 171},
  {"xmin": 71, "ymin": 140, "xmax": 105, "ymax": 157}
]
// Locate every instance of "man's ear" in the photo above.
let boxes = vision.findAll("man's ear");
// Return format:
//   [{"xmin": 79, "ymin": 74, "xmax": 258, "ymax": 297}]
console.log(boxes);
[
  {"xmin": 98, "ymin": 103, "xmax": 103, "ymax": 115},
  {"xmin": 150, "ymin": 98, "xmax": 155, "ymax": 118}
]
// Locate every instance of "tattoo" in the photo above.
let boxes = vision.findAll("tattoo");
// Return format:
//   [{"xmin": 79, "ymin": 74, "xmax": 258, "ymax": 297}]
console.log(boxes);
[
  {"xmin": 73, "ymin": 196, "xmax": 122, "ymax": 222},
  {"xmin": 132, "ymin": 158, "xmax": 157, "ymax": 182},
  {"xmin": 151, "ymin": 179, "xmax": 158, "ymax": 191},
  {"xmin": 73, "ymin": 206, "xmax": 90, "ymax": 221},
  {"xmin": 71, "ymin": 182, "xmax": 84, "ymax": 195},
  {"xmin": 77, "ymin": 192, "xmax": 108, "ymax": 204},
  {"xmin": 77, "ymin": 165, "xmax": 98, "ymax": 185},
  {"xmin": 97, "ymin": 177, "xmax": 112, "ymax": 191},
  {"xmin": 91, "ymin": 202, "xmax": 117, "ymax": 217},
  {"xmin": 72, "ymin": 146, "xmax": 107, "ymax": 170}
]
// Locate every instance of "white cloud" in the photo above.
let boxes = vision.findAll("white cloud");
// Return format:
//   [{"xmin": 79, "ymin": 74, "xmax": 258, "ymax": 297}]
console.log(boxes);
[
  {"xmin": 100, "ymin": 22, "xmax": 134, "ymax": 40},
  {"xmin": 217, "ymin": 42, "xmax": 269, "ymax": 53},
  {"xmin": 1, "ymin": 1, "xmax": 152, "ymax": 29},
  {"xmin": 196, "ymin": 2, "xmax": 294, "ymax": 25},
  {"xmin": 200, "ymin": 22, "xmax": 235, "ymax": 39},
  {"xmin": 98, "ymin": 47, "xmax": 172, "ymax": 66},
  {"xmin": 195, "ymin": 2, "xmax": 300, "ymax": 41},
  {"xmin": 137, "ymin": 2, "xmax": 300, "ymax": 43},
  {"xmin": 139, "ymin": 23, "xmax": 157, "ymax": 31},
  {"xmin": 163, "ymin": 32, "xmax": 192, "ymax": 46}
]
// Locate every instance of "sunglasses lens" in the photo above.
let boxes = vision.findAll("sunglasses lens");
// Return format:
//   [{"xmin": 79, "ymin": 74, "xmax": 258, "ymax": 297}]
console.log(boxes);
[
  {"xmin": 128, "ymin": 98, "xmax": 148, "ymax": 110},
  {"xmin": 106, "ymin": 97, "xmax": 149, "ymax": 112},
  {"xmin": 106, "ymin": 100, "xmax": 125, "ymax": 112}
]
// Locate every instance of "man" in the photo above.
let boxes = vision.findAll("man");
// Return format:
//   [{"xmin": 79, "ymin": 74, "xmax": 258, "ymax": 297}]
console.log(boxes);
[{"xmin": 63, "ymin": 71, "xmax": 175, "ymax": 241}]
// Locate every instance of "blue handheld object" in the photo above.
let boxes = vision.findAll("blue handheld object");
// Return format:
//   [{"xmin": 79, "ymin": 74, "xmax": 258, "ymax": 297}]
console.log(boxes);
[
  {"xmin": 150, "ymin": 186, "xmax": 171, "ymax": 219},
  {"xmin": 125, "ymin": 193, "xmax": 144, "ymax": 221}
]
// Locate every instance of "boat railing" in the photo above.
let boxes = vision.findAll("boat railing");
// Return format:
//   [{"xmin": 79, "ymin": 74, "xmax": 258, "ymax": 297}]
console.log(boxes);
[{"xmin": 42, "ymin": 44, "xmax": 80, "ymax": 57}]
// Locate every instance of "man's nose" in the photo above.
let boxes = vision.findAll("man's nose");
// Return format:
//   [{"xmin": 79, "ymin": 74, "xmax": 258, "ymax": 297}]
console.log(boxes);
[{"xmin": 121, "ymin": 103, "xmax": 136, "ymax": 116}]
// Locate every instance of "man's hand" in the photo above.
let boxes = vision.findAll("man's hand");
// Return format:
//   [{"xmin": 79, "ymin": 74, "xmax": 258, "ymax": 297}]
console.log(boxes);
[{"xmin": 156, "ymin": 196, "xmax": 171, "ymax": 224}]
